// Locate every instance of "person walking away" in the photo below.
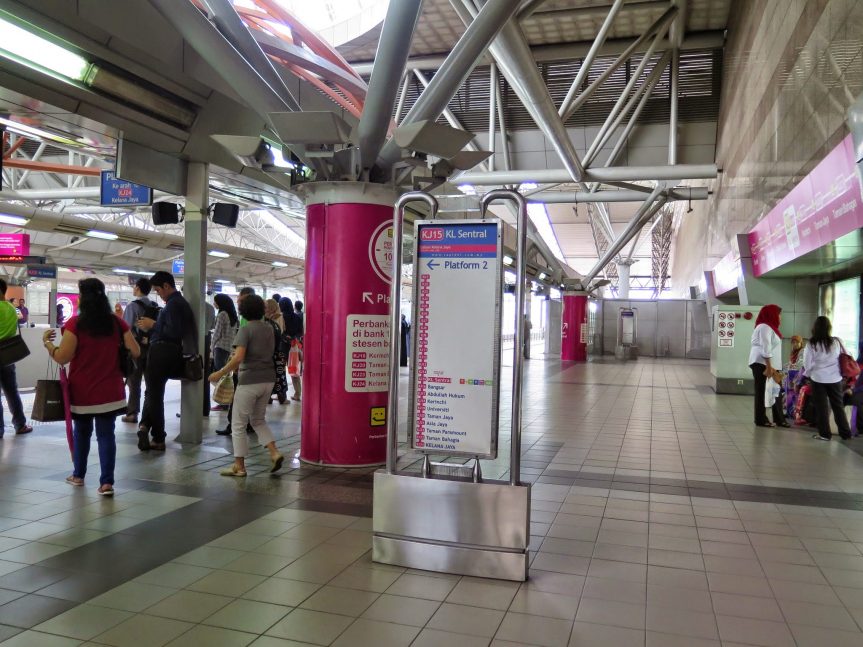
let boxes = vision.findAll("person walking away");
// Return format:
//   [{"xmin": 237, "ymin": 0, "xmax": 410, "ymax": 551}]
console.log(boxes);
[
  {"xmin": 783, "ymin": 335, "xmax": 805, "ymax": 421},
  {"xmin": 400, "ymin": 314, "xmax": 410, "ymax": 367},
  {"xmin": 265, "ymin": 298, "xmax": 288, "ymax": 404},
  {"xmin": 749, "ymin": 304, "xmax": 788, "ymax": 427},
  {"xmin": 17, "ymin": 299, "xmax": 29, "ymax": 328},
  {"xmin": 211, "ymin": 294, "xmax": 239, "ymax": 410},
  {"xmin": 803, "ymin": 315, "xmax": 852, "ymax": 441},
  {"xmin": 121, "ymin": 278, "xmax": 159, "ymax": 424},
  {"xmin": 282, "ymin": 298, "xmax": 303, "ymax": 401},
  {"xmin": 42, "ymin": 278, "xmax": 140, "ymax": 495},
  {"xmin": 135, "ymin": 271, "xmax": 194, "ymax": 451},
  {"xmin": 0, "ymin": 280, "xmax": 32, "ymax": 436},
  {"xmin": 216, "ymin": 287, "xmax": 255, "ymax": 436},
  {"xmin": 208, "ymin": 295, "xmax": 284, "ymax": 476}
]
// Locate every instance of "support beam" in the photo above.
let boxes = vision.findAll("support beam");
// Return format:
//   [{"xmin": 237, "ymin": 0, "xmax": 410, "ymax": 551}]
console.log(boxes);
[
  {"xmin": 529, "ymin": 187, "xmax": 707, "ymax": 203},
  {"xmin": 558, "ymin": 0, "xmax": 625, "ymax": 118},
  {"xmin": 496, "ymin": 81, "xmax": 511, "ymax": 172},
  {"xmin": 561, "ymin": 6, "xmax": 677, "ymax": 121},
  {"xmin": 460, "ymin": 164, "xmax": 718, "ymax": 184},
  {"xmin": 349, "ymin": 31, "xmax": 725, "ymax": 74},
  {"xmin": 525, "ymin": 0, "xmax": 668, "ymax": 21},
  {"xmin": 394, "ymin": 73, "xmax": 411, "ymax": 125},
  {"xmin": 375, "ymin": 0, "xmax": 521, "ymax": 171},
  {"xmin": 583, "ymin": 185, "xmax": 668, "ymax": 284},
  {"xmin": 357, "ymin": 0, "xmax": 423, "ymax": 170},
  {"xmin": 2, "ymin": 159, "xmax": 102, "ymax": 176},
  {"xmin": 452, "ymin": 0, "xmax": 586, "ymax": 183},
  {"xmin": 488, "ymin": 61, "xmax": 497, "ymax": 172},
  {"xmin": 178, "ymin": 162, "xmax": 208, "ymax": 445}
]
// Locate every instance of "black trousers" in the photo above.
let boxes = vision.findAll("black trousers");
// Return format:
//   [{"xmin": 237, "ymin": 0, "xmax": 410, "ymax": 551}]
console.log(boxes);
[
  {"xmin": 141, "ymin": 342, "xmax": 183, "ymax": 441},
  {"xmin": 811, "ymin": 380, "xmax": 851, "ymax": 439},
  {"xmin": 750, "ymin": 363, "xmax": 785, "ymax": 426}
]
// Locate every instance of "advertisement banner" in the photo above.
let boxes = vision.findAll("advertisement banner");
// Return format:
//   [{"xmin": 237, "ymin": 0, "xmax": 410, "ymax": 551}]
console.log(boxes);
[
  {"xmin": 561, "ymin": 293, "xmax": 588, "ymax": 361},
  {"xmin": 301, "ymin": 192, "xmax": 394, "ymax": 467},
  {"xmin": 410, "ymin": 221, "xmax": 501, "ymax": 458},
  {"xmin": 711, "ymin": 249, "xmax": 741, "ymax": 296},
  {"xmin": 0, "ymin": 234, "xmax": 29, "ymax": 256},
  {"xmin": 749, "ymin": 135, "xmax": 863, "ymax": 276},
  {"xmin": 56, "ymin": 293, "xmax": 79, "ymax": 325}
]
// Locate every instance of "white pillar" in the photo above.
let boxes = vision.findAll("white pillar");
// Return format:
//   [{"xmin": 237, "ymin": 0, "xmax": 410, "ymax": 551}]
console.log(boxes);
[{"xmin": 618, "ymin": 260, "xmax": 634, "ymax": 299}]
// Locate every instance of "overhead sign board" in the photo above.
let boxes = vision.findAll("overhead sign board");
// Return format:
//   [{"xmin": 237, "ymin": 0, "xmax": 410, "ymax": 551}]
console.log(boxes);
[
  {"xmin": 172, "ymin": 258, "xmax": 184, "ymax": 275},
  {"xmin": 409, "ymin": 220, "xmax": 502, "ymax": 458},
  {"xmin": 0, "ymin": 234, "xmax": 29, "ymax": 256},
  {"xmin": 100, "ymin": 170, "xmax": 153, "ymax": 207},
  {"xmin": 0, "ymin": 255, "xmax": 45, "ymax": 265},
  {"xmin": 27, "ymin": 264, "xmax": 57, "ymax": 279}
]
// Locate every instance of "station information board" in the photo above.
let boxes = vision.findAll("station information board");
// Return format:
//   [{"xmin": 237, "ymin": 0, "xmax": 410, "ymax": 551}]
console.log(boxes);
[{"xmin": 409, "ymin": 220, "xmax": 502, "ymax": 459}]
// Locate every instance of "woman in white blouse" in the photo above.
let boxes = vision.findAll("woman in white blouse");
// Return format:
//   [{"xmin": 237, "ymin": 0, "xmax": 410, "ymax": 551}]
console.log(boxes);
[
  {"xmin": 802, "ymin": 316, "xmax": 851, "ymax": 441},
  {"xmin": 748, "ymin": 304, "xmax": 788, "ymax": 427}
]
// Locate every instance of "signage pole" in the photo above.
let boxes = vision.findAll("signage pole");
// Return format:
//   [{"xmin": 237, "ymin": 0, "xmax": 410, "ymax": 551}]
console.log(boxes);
[
  {"xmin": 480, "ymin": 190, "xmax": 527, "ymax": 486},
  {"xmin": 386, "ymin": 192, "xmax": 439, "ymax": 474}
]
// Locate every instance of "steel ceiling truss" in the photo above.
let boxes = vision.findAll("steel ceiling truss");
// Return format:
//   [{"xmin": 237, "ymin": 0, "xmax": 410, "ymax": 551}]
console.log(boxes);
[{"xmin": 651, "ymin": 203, "xmax": 675, "ymax": 296}]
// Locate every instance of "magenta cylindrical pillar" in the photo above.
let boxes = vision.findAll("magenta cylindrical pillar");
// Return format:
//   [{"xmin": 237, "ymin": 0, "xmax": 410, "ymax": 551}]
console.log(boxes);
[
  {"xmin": 299, "ymin": 182, "xmax": 396, "ymax": 466},
  {"xmin": 561, "ymin": 291, "xmax": 588, "ymax": 362}
]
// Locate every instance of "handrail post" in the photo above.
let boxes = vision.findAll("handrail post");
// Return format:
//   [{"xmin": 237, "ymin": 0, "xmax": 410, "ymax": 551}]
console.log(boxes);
[
  {"xmin": 480, "ymin": 189, "xmax": 527, "ymax": 486},
  {"xmin": 386, "ymin": 191, "xmax": 439, "ymax": 474}
]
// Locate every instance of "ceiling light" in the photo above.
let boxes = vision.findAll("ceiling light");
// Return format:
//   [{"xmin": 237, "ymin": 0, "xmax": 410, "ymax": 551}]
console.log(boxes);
[
  {"xmin": 538, "ymin": 272, "xmax": 548, "ymax": 280},
  {"xmin": 503, "ymin": 255, "xmax": 514, "ymax": 266},
  {"xmin": 0, "ymin": 14, "xmax": 91, "ymax": 81},
  {"xmin": 112, "ymin": 268, "xmax": 139, "ymax": 275},
  {"xmin": 526, "ymin": 203, "xmax": 565, "ymax": 262},
  {"xmin": 519, "ymin": 182, "xmax": 538, "ymax": 191},
  {"xmin": 0, "ymin": 214, "xmax": 29, "ymax": 226},
  {"xmin": 272, "ymin": 261, "xmax": 289, "ymax": 268},
  {"xmin": 0, "ymin": 116, "xmax": 79, "ymax": 147},
  {"xmin": 208, "ymin": 250, "xmax": 230, "ymax": 258},
  {"xmin": 86, "ymin": 229, "xmax": 118, "ymax": 241},
  {"xmin": 214, "ymin": 278, "xmax": 232, "ymax": 283},
  {"xmin": 457, "ymin": 184, "xmax": 476, "ymax": 195}
]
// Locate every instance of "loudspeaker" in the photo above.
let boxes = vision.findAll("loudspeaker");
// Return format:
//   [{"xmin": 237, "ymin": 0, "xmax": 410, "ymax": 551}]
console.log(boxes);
[
  {"xmin": 152, "ymin": 202, "xmax": 180, "ymax": 225},
  {"xmin": 211, "ymin": 203, "xmax": 240, "ymax": 228}
]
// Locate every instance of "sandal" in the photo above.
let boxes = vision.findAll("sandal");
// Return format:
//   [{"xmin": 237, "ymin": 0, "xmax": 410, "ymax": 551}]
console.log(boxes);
[
  {"xmin": 270, "ymin": 453, "xmax": 285, "ymax": 473},
  {"xmin": 220, "ymin": 465, "xmax": 247, "ymax": 477},
  {"xmin": 65, "ymin": 476, "xmax": 84, "ymax": 487},
  {"xmin": 98, "ymin": 485, "xmax": 114, "ymax": 497}
]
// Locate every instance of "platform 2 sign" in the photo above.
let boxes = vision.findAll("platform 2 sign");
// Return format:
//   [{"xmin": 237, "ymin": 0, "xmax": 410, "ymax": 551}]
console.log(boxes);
[
  {"xmin": 409, "ymin": 220, "xmax": 502, "ymax": 459},
  {"xmin": 100, "ymin": 171, "xmax": 152, "ymax": 206}
]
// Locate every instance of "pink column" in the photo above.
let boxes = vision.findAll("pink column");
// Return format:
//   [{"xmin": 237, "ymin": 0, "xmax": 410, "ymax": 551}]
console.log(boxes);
[
  {"xmin": 561, "ymin": 291, "xmax": 588, "ymax": 362},
  {"xmin": 299, "ymin": 182, "xmax": 396, "ymax": 466}
]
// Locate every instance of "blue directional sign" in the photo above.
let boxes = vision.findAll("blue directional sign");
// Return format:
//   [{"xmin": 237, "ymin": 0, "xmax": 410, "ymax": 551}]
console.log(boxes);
[
  {"xmin": 172, "ymin": 258, "xmax": 184, "ymax": 275},
  {"xmin": 100, "ymin": 170, "xmax": 152, "ymax": 206}
]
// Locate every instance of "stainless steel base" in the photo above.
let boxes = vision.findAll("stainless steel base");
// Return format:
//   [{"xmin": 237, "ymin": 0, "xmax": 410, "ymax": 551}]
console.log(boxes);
[{"xmin": 372, "ymin": 471, "xmax": 531, "ymax": 581}]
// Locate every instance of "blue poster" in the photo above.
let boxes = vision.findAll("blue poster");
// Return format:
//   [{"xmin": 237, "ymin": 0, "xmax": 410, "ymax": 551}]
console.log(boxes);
[
  {"xmin": 100, "ymin": 170, "xmax": 152, "ymax": 206},
  {"xmin": 172, "ymin": 258, "xmax": 184, "ymax": 275}
]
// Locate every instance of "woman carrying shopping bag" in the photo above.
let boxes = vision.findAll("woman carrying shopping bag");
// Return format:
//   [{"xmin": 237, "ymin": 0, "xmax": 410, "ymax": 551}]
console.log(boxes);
[
  {"xmin": 803, "ymin": 315, "xmax": 852, "ymax": 441},
  {"xmin": 42, "ymin": 279, "xmax": 140, "ymax": 495}
]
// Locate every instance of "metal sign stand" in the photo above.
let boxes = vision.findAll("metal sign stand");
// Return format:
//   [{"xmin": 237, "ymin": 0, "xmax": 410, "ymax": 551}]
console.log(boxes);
[{"xmin": 372, "ymin": 189, "xmax": 532, "ymax": 582}]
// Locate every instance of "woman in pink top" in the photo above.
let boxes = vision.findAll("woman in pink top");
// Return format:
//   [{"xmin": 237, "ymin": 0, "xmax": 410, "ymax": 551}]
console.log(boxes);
[{"xmin": 42, "ymin": 279, "xmax": 140, "ymax": 496}]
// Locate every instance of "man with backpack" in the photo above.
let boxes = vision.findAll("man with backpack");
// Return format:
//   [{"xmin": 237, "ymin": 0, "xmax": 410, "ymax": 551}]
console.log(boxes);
[{"xmin": 121, "ymin": 278, "xmax": 159, "ymax": 424}]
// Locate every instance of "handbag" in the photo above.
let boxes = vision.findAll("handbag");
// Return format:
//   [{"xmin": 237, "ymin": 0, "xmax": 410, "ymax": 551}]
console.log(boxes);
[
  {"xmin": 116, "ymin": 319, "xmax": 135, "ymax": 378},
  {"xmin": 838, "ymin": 341, "xmax": 860, "ymax": 380},
  {"xmin": 0, "ymin": 332, "xmax": 30, "ymax": 366},
  {"xmin": 181, "ymin": 354, "xmax": 204, "ymax": 381},
  {"xmin": 213, "ymin": 372, "xmax": 235, "ymax": 405},
  {"xmin": 287, "ymin": 340, "xmax": 302, "ymax": 377},
  {"xmin": 32, "ymin": 363, "xmax": 65, "ymax": 422}
]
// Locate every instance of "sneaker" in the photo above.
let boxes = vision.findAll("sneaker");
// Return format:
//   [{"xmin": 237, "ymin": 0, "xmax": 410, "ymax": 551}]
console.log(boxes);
[
  {"xmin": 812, "ymin": 434, "xmax": 830, "ymax": 441},
  {"xmin": 151, "ymin": 442, "xmax": 166, "ymax": 451},
  {"xmin": 121, "ymin": 414, "xmax": 137, "ymax": 423},
  {"xmin": 210, "ymin": 404, "xmax": 228, "ymax": 411},
  {"xmin": 14, "ymin": 425, "xmax": 32, "ymax": 435},
  {"xmin": 215, "ymin": 427, "xmax": 232, "ymax": 436}
]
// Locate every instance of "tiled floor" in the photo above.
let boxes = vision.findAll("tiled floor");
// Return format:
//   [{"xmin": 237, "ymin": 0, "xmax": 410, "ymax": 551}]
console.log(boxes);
[{"xmin": 0, "ymin": 357, "xmax": 863, "ymax": 645}]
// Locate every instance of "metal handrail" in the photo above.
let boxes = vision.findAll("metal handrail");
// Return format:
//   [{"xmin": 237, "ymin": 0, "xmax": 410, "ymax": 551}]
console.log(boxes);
[
  {"xmin": 386, "ymin": 191, "xmax": 438, "ymax": 474},
  {"xmin": 480, "ymin": 189, "xmax": 527, "ymax": 487}
]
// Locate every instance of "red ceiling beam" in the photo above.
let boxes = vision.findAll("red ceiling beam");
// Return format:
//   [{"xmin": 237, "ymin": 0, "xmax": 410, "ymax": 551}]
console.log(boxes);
[{"xmin": 2, "ymin": 159, "xmax": 102, "ymax": 176}]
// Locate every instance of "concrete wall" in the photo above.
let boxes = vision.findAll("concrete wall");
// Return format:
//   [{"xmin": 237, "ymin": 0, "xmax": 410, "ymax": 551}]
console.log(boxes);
[{"xmin": 673, "ymin": 1, "xmax": 863, "ymax": 291}]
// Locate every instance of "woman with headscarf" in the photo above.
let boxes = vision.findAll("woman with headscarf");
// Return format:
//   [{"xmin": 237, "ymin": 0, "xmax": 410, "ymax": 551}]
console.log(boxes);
[
  {"xmin": 280, "ymin": 297, "xmax": 302, "ymax": 401},
  {"xmin": 783, "ymin": 335, "xmax": 805, "ymax": 421},
  {"xmin": 748, "ymin": 304, "xmax": 788, "ymax": 427},
  {"xmin": 265, "ymin": 299, "xmax": 288, "ymax": 404}
]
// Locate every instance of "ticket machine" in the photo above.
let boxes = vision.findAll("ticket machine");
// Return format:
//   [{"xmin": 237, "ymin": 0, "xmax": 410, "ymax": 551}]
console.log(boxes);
[{"xmin": 615, "ymin": 307, "xmax": 638, "ymax": 360}]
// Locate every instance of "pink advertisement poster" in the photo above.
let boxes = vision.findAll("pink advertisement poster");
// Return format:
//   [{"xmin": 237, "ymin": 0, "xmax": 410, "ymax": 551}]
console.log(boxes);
[
  {"xmin": 56, "ymin": 293, "xmax": 79, "ymax": 325},
  {"xmin": 748, "ymin": 135, "xmax": 863, "ymax": 276},
  {"xmin": 0, "ymin": 234, "xmax": 29, "ymax": 255}
]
